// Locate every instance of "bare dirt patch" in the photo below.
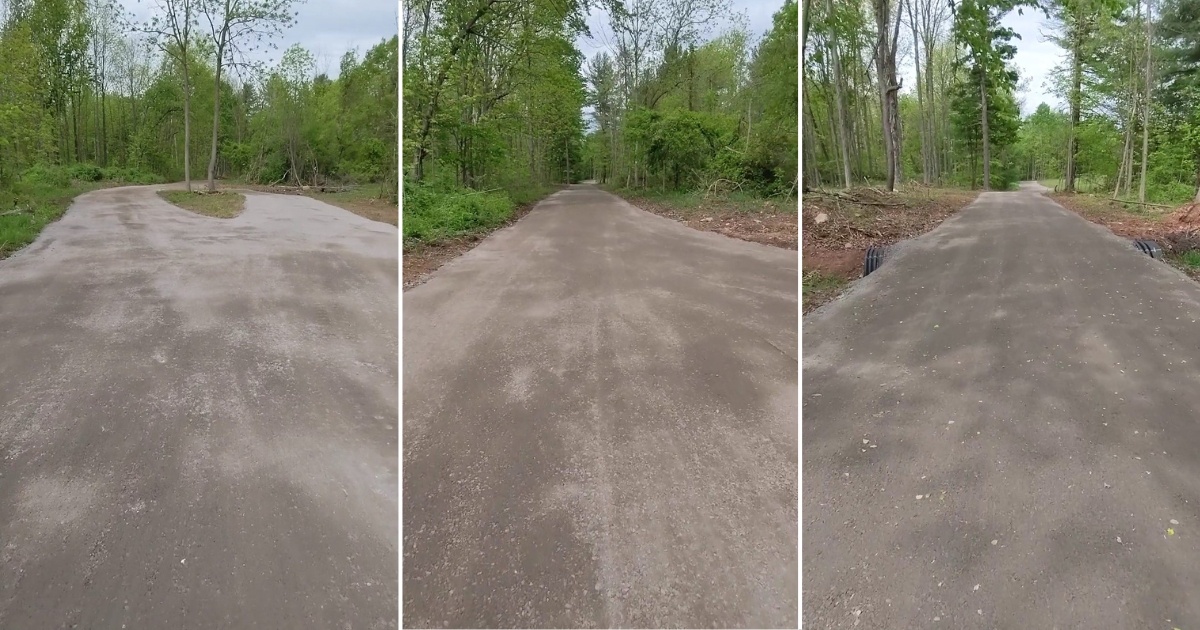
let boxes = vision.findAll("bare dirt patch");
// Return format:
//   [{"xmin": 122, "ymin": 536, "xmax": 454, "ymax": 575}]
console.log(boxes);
[
  {"xmin": 802, "ymin": 185, "xmax": 979, "ymax": 313},
  {"xmin": 403, "ymin": 198, "xmax": 540, "ymax": 290},
  {"xmin": 615, "ymin": 192, "xmax": 798, "ymax": 249},
  {"xmin": 1051, "ymin": 192, "xmax": 1200, "ymax": 279}
]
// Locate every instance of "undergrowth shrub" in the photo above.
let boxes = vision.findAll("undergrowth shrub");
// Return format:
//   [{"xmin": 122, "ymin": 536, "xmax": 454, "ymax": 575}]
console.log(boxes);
[{"xmin": 402, "ymin": 181, "xmax": 515, "ymax": 244}]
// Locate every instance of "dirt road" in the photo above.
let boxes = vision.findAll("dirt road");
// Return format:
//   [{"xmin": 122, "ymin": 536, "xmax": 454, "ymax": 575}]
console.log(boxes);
[
  {"xmin": 403, "ymin": 186, "xmax": 798, "ymax": 628},
  {"xmin": 0, "ymin": 186, "xmax": 398, "ymax": 628},
  {"xmin": 804, "ymin": 183, "xmax": 1200, "ymax": 628}
]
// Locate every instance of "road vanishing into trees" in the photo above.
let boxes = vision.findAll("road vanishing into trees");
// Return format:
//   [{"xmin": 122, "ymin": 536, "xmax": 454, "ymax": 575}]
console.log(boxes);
[
  {"xmin": 0, "ymin": 186, "xmax": 397, "ymax": 628},
  {"xmin": 804, "ymin": 182, "xmax": 1200, "ymax": 628},
  {"xmin": 403, "ymin": 185, "xmax": 798, "ymax": 628}
]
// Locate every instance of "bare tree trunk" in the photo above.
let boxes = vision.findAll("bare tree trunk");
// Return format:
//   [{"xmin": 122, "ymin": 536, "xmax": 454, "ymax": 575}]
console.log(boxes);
[
  {"xmin": 909, "ymin": 0, "xmax": 929, "ymax": 184},
  {"xmin": 1066, "ymin": 17, "xmax": 1082, "ymax": 193},
  {"xmin": 1115, "ymin": 122, "xmax": 1132, "ymax": 199},
  {"xmin": 981, "ymin": 67, "xmax": 991, "ymax": 191},
  {"xmin": 207, "ymin": 53, "xmax": 223, "ymax": 192},
  {"xmin": 875, "ymin": 0, "xmax": 900, "ymax": 191},
  {"xmin": 183, "ymin": 63, "xmax": 192, "ymax": 192},
  {"xmin": 1141, "ymin": 0, "xmax": 1154, "ymax": 204},
  {"xmin": 828, "ymin": 0, "xmax": 853, "ymax": 188}
]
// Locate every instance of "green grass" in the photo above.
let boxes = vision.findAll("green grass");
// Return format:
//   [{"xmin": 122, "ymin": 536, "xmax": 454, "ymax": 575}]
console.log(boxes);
[
  {"xmin": 802, "ymin": 271, "xmax": 849, "ymax": 312},
  {"xmin": 402, "ymin": 181, "xmax": 555, "ymax": 248},
  {"xmin": 1, "ymin": 164, "xmax": 164, "ymax": 259},
  {"xmin": 1178, "ymin": 250, "xmax": 1200, "ymax": 269},
  {"xmin": 158, "ymin": 190, "xmax": 245, "ymax": 218},
  {"xmin": 0, "ymin": 181, "xmax": 107, "ymax": 258},
  {"xmin": 803, "ymin": 271, "xmax": 848, "ymax": 293}
]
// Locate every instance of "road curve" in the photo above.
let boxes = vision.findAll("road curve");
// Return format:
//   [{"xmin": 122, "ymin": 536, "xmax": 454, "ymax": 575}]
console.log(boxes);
[
  {"xmin": 804, "ymin": 184, "xmax": 1200, "ymax": 628},
  {"xmin": 403, "ymin": 185, "xmax": 798, "ymax": 628},
  {"xmin": 0, "ymin": 185, "xmax": 398, "ymax": 628}
]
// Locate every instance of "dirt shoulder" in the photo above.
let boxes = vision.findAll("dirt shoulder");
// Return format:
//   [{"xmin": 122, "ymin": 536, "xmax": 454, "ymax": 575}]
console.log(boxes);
[
  {"xmin": 802, "ymin": 185, "xmax": 979, "ymax": 313},
  {"xmin": 608, "ymin": 189, "xmax": 797, "ymax": 249},
  {"xmin": 1050, "ymin": 192, "xmax": 1200, "ymax": 279},
  {"xmin": 403, "ymin": 194, "xmax": 547, "ymax": 291}
]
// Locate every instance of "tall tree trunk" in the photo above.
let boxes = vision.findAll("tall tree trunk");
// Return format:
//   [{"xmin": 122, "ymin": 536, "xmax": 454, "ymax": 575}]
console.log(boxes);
[
  {"xmin": 981, "ymin": 66, "xmax": 991, "ymax": 191},
  {"xmin": 1141, "ymin": 0, "xmax": 1154, "ymax": 204},
  {"xmin": 182, "ymin": 62, "xmax": 192, "ymax": 192},
  {"xmin": 920, "ymin": 1, "xmax": 942, "ymax": 183},
  {"xmin": 828, "ymin": 0, "xmax": 852, "ymax": 188},
  {"xmin": 1066, "ymin": 18, "xmax": 1082, "ymax": 193},
  {"xmin": 101, "ymin": 89, "xmax": 108, "ymax": 167},
  {"xmin": 1115, "ymin": 120, "xmax": 1132, "ymax": 199},
  {"xmin": 207, "ymin": 51, "xmax": 224, "ymax": 192},
  {"xmin": 909, "ymin": 1, "xmax": 930, "ymax": 185},
  {"xmin": 875, "ymin": 0, "xmax": 898, "ymax": 191}
]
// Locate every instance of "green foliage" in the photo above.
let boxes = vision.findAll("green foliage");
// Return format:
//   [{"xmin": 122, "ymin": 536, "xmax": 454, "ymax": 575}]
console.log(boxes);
[
  {"xmin": 0, "ymin": 177, "xmax": 106, "ymax": 258},
  {"xmin": 20, "ymin": 164, "xmax": 71, "ymax": 188},
  {"xmin": 746, "ymin": 0, "xmax": 798, "ymax": 193},
  {"xmin": 402, "ymin": 181, "xmax": 517, "ymax": 245},
  {"xmin": 69, "ymin": 163, "xmax": 102, "ymax": 182},
  {"xmin": 1014, "ymin": 103, "xmax": 1070, "ymax": 180},
  {"xmin": 1180, "ymin": 249, "xmax": 1200, "ymax": 268}
]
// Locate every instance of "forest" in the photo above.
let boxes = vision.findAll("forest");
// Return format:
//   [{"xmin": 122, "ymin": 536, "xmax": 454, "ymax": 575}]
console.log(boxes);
[
  {"xmin": 803, "ymin": 0, "xmax": 1200, "ymax": 205},
  {"xmin": 401, "ymin": 0, "xmax": 799, "ymax": 247},
  {"xmin": 1, "ymin": 0, "xmax": 397, "ymax": 255}
]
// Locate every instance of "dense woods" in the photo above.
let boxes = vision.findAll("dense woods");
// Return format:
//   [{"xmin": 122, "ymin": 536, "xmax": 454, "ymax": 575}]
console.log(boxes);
[
  {"xmin": 802, "ymin": 0, "xmax": 1200, "ymax": 203},
  {"xmin": 581, "ymin": 0, "xmax": 799, "ymax": 197},
  {"xmin": 803, "ymin": 0, "xmax": 1027, "ymax": 191},
  {"xmin": 401, "ymin": 0, "xmax": 798, "ymax": 246},
  {"xmin": 0, "ymin": 0, "xmax": 398, "ymax": 194}
]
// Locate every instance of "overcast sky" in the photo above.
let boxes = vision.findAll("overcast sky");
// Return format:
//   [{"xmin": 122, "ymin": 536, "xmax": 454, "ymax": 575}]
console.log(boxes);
[
  {"xmin": 1004, "ymin": 10, "xmax": 1065, "ymax": 114},
  {"xmin": 119, "ymin": 0, "xmax": 397, "ymax": 77},
  {"xmin": 575, "ymin": 0, "xmax": 785, "ymax": 65},
  {"xmin": 895, "ymin": 9, "xmax": 1064, "ymax": 115}
]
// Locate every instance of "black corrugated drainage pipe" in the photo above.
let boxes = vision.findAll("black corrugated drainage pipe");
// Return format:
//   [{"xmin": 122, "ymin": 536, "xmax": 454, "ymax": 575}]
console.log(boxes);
[
  {"xmin": 1132, "ymin": 239, "xmax": 1163, "ymax": 260},
  {"xmin": 863, "ymin": 246, "xmax": 885, "ymax": 277}
]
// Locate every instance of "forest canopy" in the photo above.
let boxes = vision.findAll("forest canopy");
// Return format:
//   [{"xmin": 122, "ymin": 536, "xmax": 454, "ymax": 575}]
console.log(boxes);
[{"xmin": 0, "ymin": 0, "xmax": 398, "ymax": 197}]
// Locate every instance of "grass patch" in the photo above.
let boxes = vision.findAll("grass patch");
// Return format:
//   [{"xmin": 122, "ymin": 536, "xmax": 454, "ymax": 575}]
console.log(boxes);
[
  {"xmin": 158, "ymin": 190, "xmax": 245, "ymax": 218},
  {"xmin": 1178, "ymin": 249, "xmax": 1200, "ymax": 269},
  {"xmin": 1, "ymin": 164, "xmax": 164, "ymax": 259},
  {"xmin": 803, "ymin": 271, "xmax": 847, "ymax": 293},
  {"xmin": 402, "ymin": 181, "xmax": 555, "ymax": 249},
  {"xmin": 0, "ymin": 181, "xmax": 109, "ymax": 258},
  {"xmin": 802, "ymin": 271, "xmax": 849, "ymax": 312}
]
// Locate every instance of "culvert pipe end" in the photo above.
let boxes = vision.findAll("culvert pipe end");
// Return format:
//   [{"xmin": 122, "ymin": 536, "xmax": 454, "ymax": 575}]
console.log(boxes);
[
  {"xmin": 1132, "ymin": 239, "xmax": 1164, "ymax": 260},
  {"xmin": 863, "ymin": 246, "xmax": 886, "ymax": 277}
]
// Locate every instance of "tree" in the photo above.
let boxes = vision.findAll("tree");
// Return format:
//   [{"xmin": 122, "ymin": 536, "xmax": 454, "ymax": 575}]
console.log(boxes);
[
  {"xmin": 141, "ymin": 0, "xmax": 198, "ymax": 191},
  {"xmin": 951, "ymin": 0, "xmax": 1027, "ymax": 190},
  {"xmin": 1139, "ymin": 0, "xmax": 1154, "ymax": 202},
  {"xmin": 199, "ymin": 0, "xmax": 299, "ymax": 191},
  {"xmin": 873, "ymin": 0, "xmax": 903, "ymax": 191},
  {"xmin": 1048, "ymin": 0, "xmax": 1124, "ymax": 192},
  {"xmin": 826, "ymin": 0, "xmax": 852, "ymax": 188}
]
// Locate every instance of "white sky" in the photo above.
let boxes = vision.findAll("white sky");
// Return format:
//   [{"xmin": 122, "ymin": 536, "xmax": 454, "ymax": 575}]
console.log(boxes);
[
  {"xmin": 575, "ymin": 0, "xmax": 785, "ymax": 65},
  {"xmin": 1004, "ymin": 9, "xmax": 1066, "ymax": 114},
  {"xmin": 119, "ymin": 0, "xmax": 398, "ymax": 77},
  {"xmin": 894, "ymin": 8, "xmax": 1065, "ymax": 116}
]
